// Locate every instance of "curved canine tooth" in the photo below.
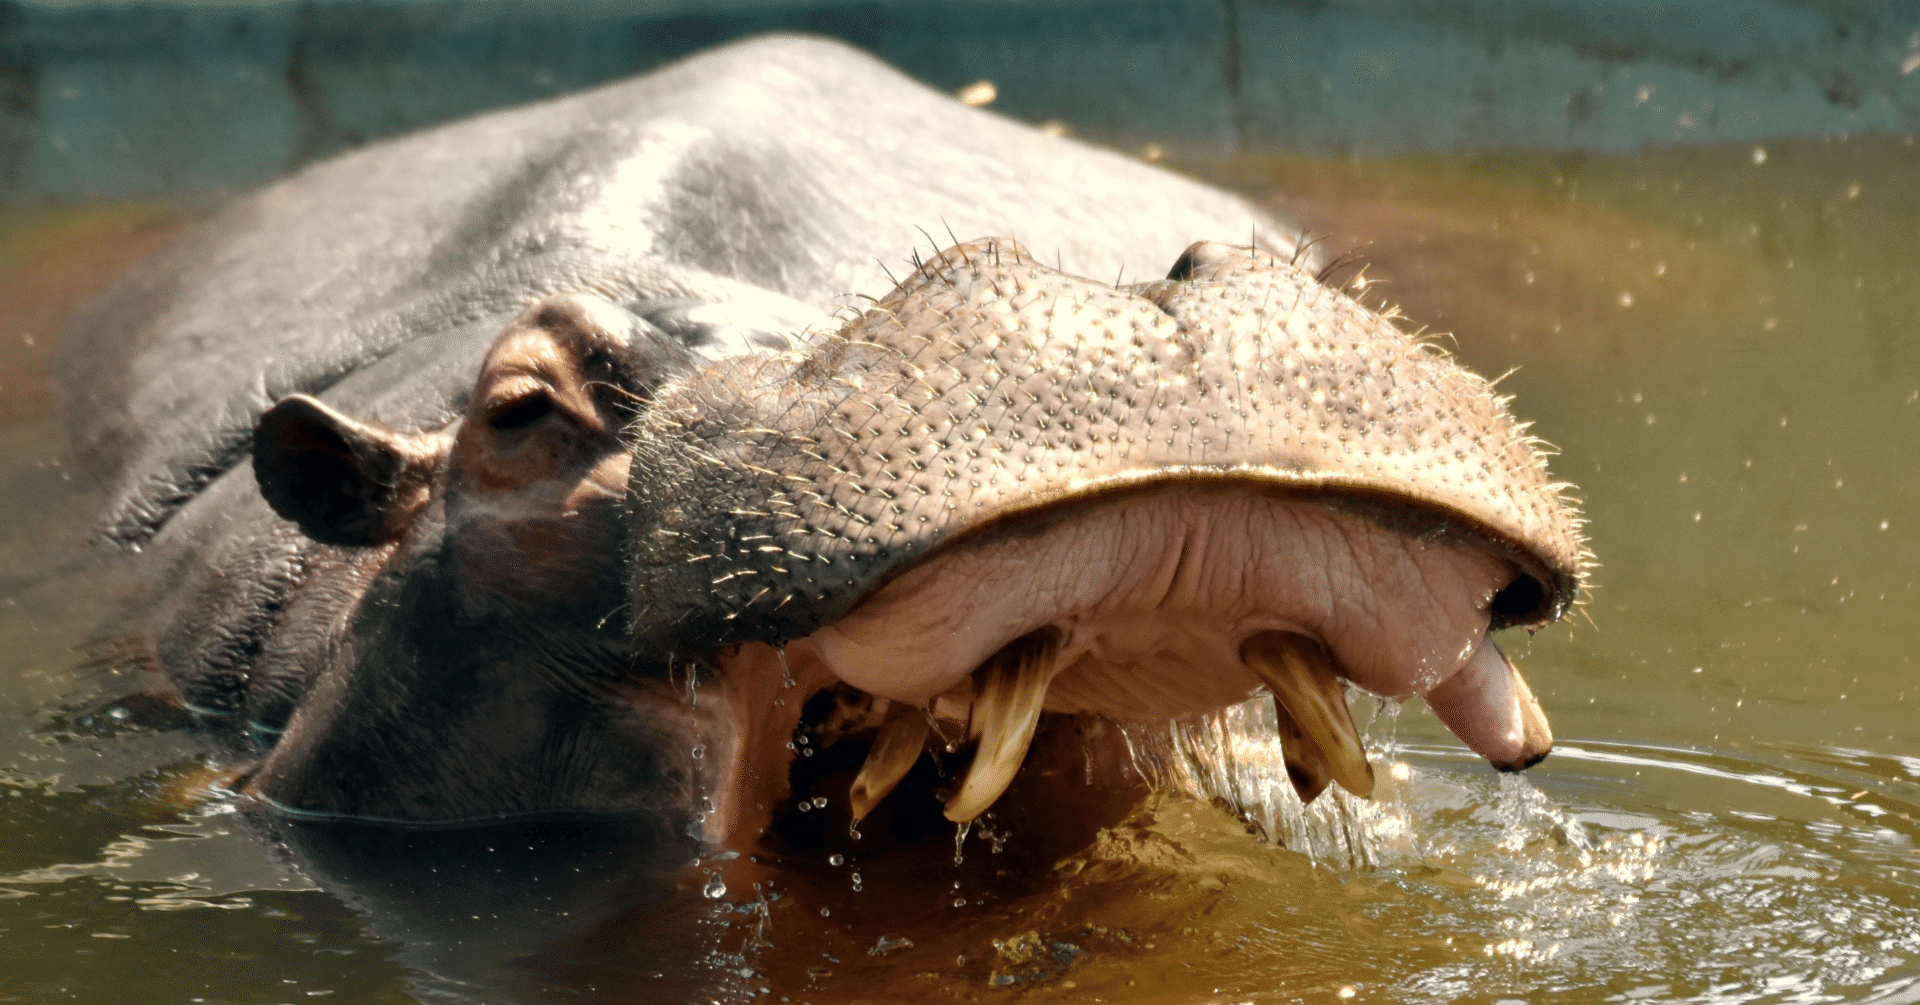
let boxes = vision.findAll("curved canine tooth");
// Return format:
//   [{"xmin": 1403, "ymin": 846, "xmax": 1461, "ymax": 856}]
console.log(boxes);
[
  {"xmin": 1241, "ymin": 631, "xmax": 1375, "ymax": 800},
  {"xmin": 1272, "ymin": 699, "xmax": 1334, "ymax": 803},
  {"xmin": 848, "ymin": 699, "xmax": 931, "ymax": 821},
  {"xmin": 1423, "ymin": 634, "xmax": 1552, "ymax": 770},
  {"xmin": 944, "ymin": 630, "xmax": 1059, "ymax": 823}
]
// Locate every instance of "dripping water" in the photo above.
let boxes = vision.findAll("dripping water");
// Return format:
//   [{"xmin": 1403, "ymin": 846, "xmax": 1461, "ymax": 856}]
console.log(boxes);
[
  {"xmin": 1371, "ymin": 693, "xmax": 1403, "ymax": 762},
  {"xmin": 776, "ymin": 644, "xmax": 796, "ymax": 689},
  {"xmin": 1119, "ymin": 692, "xmax": 1410, "ymax": 870}
]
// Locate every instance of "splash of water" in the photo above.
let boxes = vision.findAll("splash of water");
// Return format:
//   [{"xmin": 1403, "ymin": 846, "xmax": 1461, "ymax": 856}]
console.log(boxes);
[{"xmin": 1121, "ymin": 692, "xmax": 1414, "ymax": 869}]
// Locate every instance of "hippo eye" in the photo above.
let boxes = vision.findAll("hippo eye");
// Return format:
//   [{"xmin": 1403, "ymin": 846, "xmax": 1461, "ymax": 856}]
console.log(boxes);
[{"xmin": 488, "ymin": 392, "xmax": 555, "ymax": 431}]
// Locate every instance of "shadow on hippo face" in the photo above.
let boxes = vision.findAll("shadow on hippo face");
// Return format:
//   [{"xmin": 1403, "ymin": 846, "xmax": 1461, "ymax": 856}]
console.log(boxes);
[{"xmin": 244, "ymin": 293, "xmax": 705, "ymax": 826}]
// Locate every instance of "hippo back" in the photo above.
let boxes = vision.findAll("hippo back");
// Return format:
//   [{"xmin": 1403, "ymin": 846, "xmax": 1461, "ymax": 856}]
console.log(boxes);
[{"xmin": 57, "ymin": 34, "xmax": 1295, "ymax": 552}]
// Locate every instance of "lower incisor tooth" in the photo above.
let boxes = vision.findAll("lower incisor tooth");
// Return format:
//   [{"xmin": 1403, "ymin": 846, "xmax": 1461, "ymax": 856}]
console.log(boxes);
[
  {"xmin": 1241, "ymin": 631, "xmax": 1375, "ymax": 800},
  {"xmin": 848, "ymin": 699, "xmax": 931, "ymax": 821},
  {"xmin": 944, "ymin": 630, "xmax": 1060, "ymax": 823}
]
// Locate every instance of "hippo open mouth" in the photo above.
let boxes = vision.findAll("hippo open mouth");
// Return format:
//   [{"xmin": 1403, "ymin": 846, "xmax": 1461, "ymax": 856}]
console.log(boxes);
[
  {"xmin": 627, "ymin": 238, "xmax": 1583, "ymax": 844},
  {"xmin": 64, "ymin": 37, "xmax": 1583, "ymax": 858}
]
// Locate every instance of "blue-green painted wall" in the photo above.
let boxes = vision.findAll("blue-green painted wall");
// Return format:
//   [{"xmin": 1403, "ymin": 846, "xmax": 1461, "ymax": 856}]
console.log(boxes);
[{"xmin": 4, "ymin": 0, "xmax": 1919, "ymax": 202}]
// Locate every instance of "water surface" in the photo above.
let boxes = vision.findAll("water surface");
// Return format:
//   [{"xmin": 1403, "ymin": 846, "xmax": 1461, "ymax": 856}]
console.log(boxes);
[{"xmin": 4, "ymin": 135, "xmax": 1919, "ymax": 1003}]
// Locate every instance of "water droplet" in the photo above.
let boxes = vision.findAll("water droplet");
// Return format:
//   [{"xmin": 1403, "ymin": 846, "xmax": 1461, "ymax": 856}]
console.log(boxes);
[
  {"xmin": 952, "ymin": 897, "xmax": 967, "ymax": 907},
  {"xmin": 703, "ymin": 874, "xmax": 727, "ymax": 899},
  {"xmin": 797, "ymin": 800, "xmax": 811, "ymax": 812},
  {"xmin": 802, "ymin": 747, "xmax": 814, "ymax": 757},
  {"xmin": 811, "ymin": 796, "xmax": 827, "ymax": 809},
  {"xmin": 819, "ymin": 907, "xmax": 831, "ymax": 917},
  {"xmin": 828, "ymin": 854, "xmax": 845, "ymax": 867},
  {"xmin": 107, "ymin": 706, "xmax": 130, "ymax": 721},
  {"xmin": 777, "ymin": 646, "xmax": 797, "ymax": 688},
  {"xmin": 851, "ymin": 872, "xmax": 863, "ymax": 892},
  {"xmin": 953, "ymin": 821, "xmax": 972, "ymax": 866},
  {"xmin": 690, "ymin": 744, "xmax": 705, "ymax": 760}
]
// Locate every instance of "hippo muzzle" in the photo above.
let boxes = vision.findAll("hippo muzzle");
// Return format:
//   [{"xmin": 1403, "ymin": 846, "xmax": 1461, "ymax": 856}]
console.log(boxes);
[{"xmin": 626, "ymin": 238, "xmax": 1585, "ymax": 841}]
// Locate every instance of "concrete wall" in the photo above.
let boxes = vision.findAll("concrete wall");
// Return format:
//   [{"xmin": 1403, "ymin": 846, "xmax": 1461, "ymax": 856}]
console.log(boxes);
[{"xmin": 5, "ymin": 0, "xmax": 1920, "ymax": 202}]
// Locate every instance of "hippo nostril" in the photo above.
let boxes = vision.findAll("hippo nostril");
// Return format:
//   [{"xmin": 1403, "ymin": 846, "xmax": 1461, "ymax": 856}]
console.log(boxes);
[
  {"xmin": 1488, "ymin": 575, "xmax": 1546, "ymax": 628},
  {"xmin": 1164, "ymin": 240, "xmax": 1238, "ymax": 282},
  {"xmin": 1164, "ymin": 248, "xmax": 1199, "ymax": 282}
]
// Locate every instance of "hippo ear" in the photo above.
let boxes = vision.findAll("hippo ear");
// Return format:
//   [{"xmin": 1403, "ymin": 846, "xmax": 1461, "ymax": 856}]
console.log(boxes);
[{"xmin": 254, "ymin": 395, "xmax": 443, "ymax": 546}]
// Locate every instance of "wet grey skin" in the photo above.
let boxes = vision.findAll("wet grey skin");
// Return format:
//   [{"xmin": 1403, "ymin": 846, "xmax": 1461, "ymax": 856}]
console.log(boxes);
[{"xmin": 56, "ymin": 35, "xmax": 1584, "ymax": 845}]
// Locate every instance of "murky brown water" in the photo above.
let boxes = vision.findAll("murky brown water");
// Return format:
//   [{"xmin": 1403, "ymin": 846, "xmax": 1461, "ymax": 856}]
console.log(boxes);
[{"xmin": 5, "ymin": 135, "xmax": 1920, "ymax": 1004}]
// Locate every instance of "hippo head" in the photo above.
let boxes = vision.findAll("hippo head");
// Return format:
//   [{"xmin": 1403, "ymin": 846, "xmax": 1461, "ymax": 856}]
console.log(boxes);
[{"xmin": 247, "ymin": 239, "xmax": 1583, "ymax": 847}]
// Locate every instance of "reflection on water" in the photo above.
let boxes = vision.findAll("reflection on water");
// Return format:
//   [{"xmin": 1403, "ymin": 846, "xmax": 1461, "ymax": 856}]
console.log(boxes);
[
  {"xmin": 1115, "ymin": 699, "xmax": 1920, "ymax": 1003},
  {"xmin": 5, "ymin": 134, "xmax": 1920, "ymax": 1002}
]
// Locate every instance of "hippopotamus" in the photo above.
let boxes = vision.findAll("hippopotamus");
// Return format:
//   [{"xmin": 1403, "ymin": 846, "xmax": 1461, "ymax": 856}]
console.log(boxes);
[{"xmin": 57, "ymin": 35, "xmax": 1581, "ymax": 862}]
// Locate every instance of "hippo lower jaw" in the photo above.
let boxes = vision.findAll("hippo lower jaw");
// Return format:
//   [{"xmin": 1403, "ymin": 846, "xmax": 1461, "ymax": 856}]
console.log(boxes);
[{"xmin": 700, "ymin": 482, "xmax": 1553, "ymax": 844}]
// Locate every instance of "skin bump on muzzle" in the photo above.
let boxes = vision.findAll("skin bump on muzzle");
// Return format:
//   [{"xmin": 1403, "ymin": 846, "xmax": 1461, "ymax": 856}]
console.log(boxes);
[{"xmin": 625, "ymin": 238, "xmax": 1587, "ymax": 836}]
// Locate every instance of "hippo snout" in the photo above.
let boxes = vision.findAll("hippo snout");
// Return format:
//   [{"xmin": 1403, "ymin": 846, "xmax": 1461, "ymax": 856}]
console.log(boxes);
[{"xmin": 627, "ymin": 238, "xmax": 1586, "ymax": 834}]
